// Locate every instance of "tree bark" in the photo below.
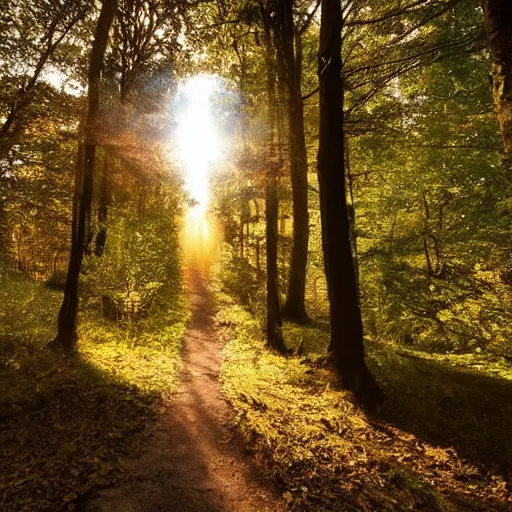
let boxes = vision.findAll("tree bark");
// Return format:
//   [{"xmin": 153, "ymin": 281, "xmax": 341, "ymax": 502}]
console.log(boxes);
[
  {"xmin": 274, "ymin": 0, "xmax": 310, "ymax": 323},
  {"xmin": 484, "ymin": 0, "xmax": 512, "ymax": 157},
  {"xmin": 266, "ymin": 167, "xmax": 286, "ymax": 352},
  {"xmin": 240, "ymin": 217, "xmax": 245, "ymax": 258},
  {"xmin": 345, "ymin": 139, "xmax": 360, "ymax": 291},
  {"xmin": 317, "ymin": 0, "xmax": 381, "ymax": 404},
  {"xmin": 94, "ymin": 152, "xmax": 110, "ymax": 256},
  {"xmin": 260, "ymin": 1, "xmax": 287, "ymax": 354},
  {"xmin": 54, "ymin": 0, "xmax": 117, "ymax": 351}
]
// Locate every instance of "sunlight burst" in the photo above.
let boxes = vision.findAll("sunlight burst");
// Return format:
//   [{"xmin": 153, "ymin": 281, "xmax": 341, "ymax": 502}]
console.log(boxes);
[{"xmin": 176, "ymin": 74, "xmax": 222, "ymax": 209}]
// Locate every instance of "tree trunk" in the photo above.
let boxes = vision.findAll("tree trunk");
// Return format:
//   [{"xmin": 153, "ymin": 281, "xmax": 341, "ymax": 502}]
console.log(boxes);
[
  {"xmin": 260, "ymin": 1, "xmax": 287, "ymax": 354},
  {"xmin": 54, "ymin": 0, "xmax": 117, "ymax": 351},
  {"xmin": 274, "ymin": 0, "xmax": 310, "ymax": 323},
  {"xmin": 256, "ymin": 237, "xmax": 261, "ymax": 273},
  {"xmin": 94, "ymin": 152, "xmax": 110, "ymax": 256},
  {"xmin": 346, "ymin": 139, "xmax": 360, "ymax": 291},
  {"xmin": 317, "ymin": 0, "xmax": 381, "ymax": 404},
  {"xmin": 266, "ymin": 169, "xmax": 286, "ymax": 352},
  {"xmin": 484, "ymin": 0, "xmax": 512, "ymax": 157}
]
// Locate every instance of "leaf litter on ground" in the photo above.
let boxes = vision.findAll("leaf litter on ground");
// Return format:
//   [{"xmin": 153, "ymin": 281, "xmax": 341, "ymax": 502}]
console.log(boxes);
[{"xmin": 215, "ymin": 285, "xmax": 512, "ymax": 511}]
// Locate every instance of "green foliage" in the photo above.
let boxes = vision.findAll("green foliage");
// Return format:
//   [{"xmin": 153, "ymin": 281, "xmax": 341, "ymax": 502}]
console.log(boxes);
[
  {"xmin": 215, "ymin": 276, "xmax": 512, "ymax": 511},
  {"xmin": 216, "ymin": 243, "xmax": 265, "ymax": 315},
  {"xmin": 82, "ymin": 202, "xmax": 181, "ymax": 321},
  {"xmin": 340, "ymin": 36, "xmax": 512, "ymax": 356},
  {"xmin": 79, "ymin": 307, "xmax": 188, "ymax": 397},
  {"xmin": 0, "ymin": 273, "xmax": 61, "ymax": 366},
  {"xmin": 0, "ymin": 267, "xmax": 187, "ymax": 510}
]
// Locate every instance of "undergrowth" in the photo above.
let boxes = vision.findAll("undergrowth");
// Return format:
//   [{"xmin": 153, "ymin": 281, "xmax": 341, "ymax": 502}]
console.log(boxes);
[
  {"xmin": 214, "ymin": 278, "xmax": 512, "ymax": 511},
  {"xmin": 0, "ymin": 273, "xmax": 188, "ymax": 511}
]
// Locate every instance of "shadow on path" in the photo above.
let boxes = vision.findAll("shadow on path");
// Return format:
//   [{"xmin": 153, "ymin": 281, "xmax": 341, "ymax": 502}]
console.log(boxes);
[{"xmin": 81, "ymin": 268, "xmax": 284, "ymax": 512}]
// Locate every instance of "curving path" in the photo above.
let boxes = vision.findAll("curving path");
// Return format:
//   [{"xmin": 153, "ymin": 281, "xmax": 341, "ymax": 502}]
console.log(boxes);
[{"xmin": 82, "ymin": 268, "xmax": 284, "ymax": 512}]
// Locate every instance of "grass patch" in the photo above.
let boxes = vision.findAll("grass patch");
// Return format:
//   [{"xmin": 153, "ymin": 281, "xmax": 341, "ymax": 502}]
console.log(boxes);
[
  {"xmin": 215, "ymin": 284, "xmax": 512, "ymax": 511},
  {"xmin": 0, "ymin": 273, "xmax": 188, "ymax": 511},
  {"xmin": 79, "ymin": 312, "xmax": 186, "ymax": 398}
]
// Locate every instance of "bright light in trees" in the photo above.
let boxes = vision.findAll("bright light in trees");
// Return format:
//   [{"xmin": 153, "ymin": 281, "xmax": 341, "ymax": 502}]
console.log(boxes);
[
  {"xmin": 175, "ymin": 74, "xmax": 222, "ymax": 214},
  {"xmin": 174, "ymin": 74, "xmax": 224, "ymax": 270}
]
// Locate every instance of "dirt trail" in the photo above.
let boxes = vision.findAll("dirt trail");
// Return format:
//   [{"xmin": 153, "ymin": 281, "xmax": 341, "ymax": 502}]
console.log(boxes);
[{"xmin": 83, "ymin": 268, "xmax": 284, "ymax": 512}]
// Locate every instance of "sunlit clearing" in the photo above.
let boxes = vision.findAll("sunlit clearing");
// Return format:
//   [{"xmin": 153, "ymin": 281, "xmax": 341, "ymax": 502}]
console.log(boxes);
[{"xmin": 176, "ymin": 74, "xmax": 222, "ymax": 208}]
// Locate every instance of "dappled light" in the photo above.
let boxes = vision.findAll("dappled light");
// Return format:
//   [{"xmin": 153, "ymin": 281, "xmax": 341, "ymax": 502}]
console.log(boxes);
[{"xmin": 1, "ymin": 0, "xmax": 512, "ymax": 511}]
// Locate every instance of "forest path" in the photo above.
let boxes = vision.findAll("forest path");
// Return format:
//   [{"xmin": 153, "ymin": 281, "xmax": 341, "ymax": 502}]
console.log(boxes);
[{"xmin": 82, "ymin": 267, "xmax": 284, "ymax": 512}]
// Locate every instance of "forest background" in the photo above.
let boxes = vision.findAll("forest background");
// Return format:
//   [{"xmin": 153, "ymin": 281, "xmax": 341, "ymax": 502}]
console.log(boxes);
[{"xmin": 0, "ymin": 0, "xmax": 512, "ymax": 510}]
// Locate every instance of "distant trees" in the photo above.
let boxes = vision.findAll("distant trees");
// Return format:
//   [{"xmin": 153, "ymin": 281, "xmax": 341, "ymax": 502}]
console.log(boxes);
[
  {"xmin": 183, "ymin": 0, "xmax": 511, "ymax": 399},
  {"xmin": 49, "ymin": 0, "xmax": 191, "ymax": 350},
  {"xmin": 2, "ymin": 0, "xmax": 505, "ymax": 396}
]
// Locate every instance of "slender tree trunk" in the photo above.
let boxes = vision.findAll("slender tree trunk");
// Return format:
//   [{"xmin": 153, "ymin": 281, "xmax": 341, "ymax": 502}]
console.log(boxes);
[
  {"xmin": 0, "ymin": 200, "xmax": 7, "ymax": 258},
  {"xmin": 389, "ymin": 210, "xmax": 398, "ymax": 255},
  {"xmin": 345, "ymin": 139, "xmax": 360, "ymax": 291},
  {"xmin": 94, "ymin": 152, "xmax": 110, "ymax": 256},
  {"xmin": 317, "ymin": 0, "xmax": 380, "ymax": 404},
  {"xmin": 283, "ymin": 97, "xmax": 310, "ymax": 320},
  {"xmin": 484, "ymin": 0, "xmax": 512, "ymax": 157},
  {"xmin": 274, "ymin": 0, "xmax": 310, "ymax": 323},
  {"xmin": 240, "ymin": 217, "xmax": 245, "ymax": 258},
  {"xmin": 266, "ymin": 167, "xmax": 286, "ymax": 352},
  {"xmin": 0, "ymin": 122, "xmax": 23, "ymax": 257},
  {"xmin": 256, "ymin": 237, "xmax": 261, "ymax": 273},
  {"xmin": 422, "ymin": 193, "xmax": 434, "ymax": 275},
  {"xmin": 54, "ymin": 0, "xmax": 117, "ymax": 351},
  {"xmin": 260, "ymin": 1, "xmax": 287, "ymax": 353}
]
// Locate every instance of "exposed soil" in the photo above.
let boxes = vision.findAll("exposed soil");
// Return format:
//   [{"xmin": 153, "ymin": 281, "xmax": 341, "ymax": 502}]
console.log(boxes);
[{"xmin": 82, "ymin": 268, "xmax": 284, "ymax": 512}]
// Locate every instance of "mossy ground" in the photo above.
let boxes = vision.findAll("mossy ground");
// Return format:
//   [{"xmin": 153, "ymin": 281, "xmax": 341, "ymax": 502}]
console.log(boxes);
[
  {"xmin": 214, "ymin": 283, "xmax": 512, "ymax": 511},
  {"xmin": 0, "ymin": 273, "xmax": 188, "ymax": 511}
]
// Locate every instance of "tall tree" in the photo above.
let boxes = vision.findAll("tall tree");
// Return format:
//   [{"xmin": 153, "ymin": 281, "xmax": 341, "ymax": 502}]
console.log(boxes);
[
  {"xmin": 317, "ymin": 0, "xmax": 380, "ymax": 403},
  {"xmin": 484, "ymin": 0, "xmax": 512, "ymax": 157},
  {"xmin": 260, "ymin": 1, "xmax": 288, "ymax": 354},
  {"xmin": 94, "ymin": 0, "xmax": 182, "ymax": 256},
  {"xmin": 272, "ymin": 0, "xmax": 316, "ymax": 323},
  {"xmin": 54, "ymin": 0, "xmax": 118, "ymax": 351}
]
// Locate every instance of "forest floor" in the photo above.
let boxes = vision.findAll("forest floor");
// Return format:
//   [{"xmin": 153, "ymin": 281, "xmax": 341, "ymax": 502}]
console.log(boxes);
[
  {"xmin": 214, "ymin": 275, "xmax": 512, "ymax": 511},
  {"xmin": 0, "ymin": 272, "xmax": 187, "ymax": 511},
  {"xmin": 82, "ymin": 267, "xmax": 285, "ymax": 512},
  {"xmin": 2, "ymin": 268, "xmax": 512, "ymax": 511}
]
